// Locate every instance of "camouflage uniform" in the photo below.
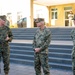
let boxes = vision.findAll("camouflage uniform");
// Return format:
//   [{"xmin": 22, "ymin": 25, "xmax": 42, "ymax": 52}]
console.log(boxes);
[
  {"xmin": 71, "ymin": 28, "xmax": 75, "ymax": 75},
  {"xmin": 5, "ymin": 20, "xmax": 10, "ymax": 27},
  {"xmin": 0, "ymin": 57, "xmax": 1, "ymax": 74},
  {"xmin": 2, "ymin": 15, "xmax": 10, "ymax": 27},
  {"xmin": 33, "ymin": 27, "xmax": 51, "ymax": 75},
  {"xmin": 0, "ymin": 26, "xmax": 13, "ymax": 74}
]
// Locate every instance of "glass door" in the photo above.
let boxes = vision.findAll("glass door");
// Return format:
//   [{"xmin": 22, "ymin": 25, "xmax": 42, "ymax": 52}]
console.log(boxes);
[{"xmin": 65, "ymin": 10, "xmax": 71, "ymax": 26}]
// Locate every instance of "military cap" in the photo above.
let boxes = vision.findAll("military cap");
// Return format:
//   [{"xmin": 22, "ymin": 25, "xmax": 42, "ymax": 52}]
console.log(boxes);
[
  {"xmin": 72, "ymin": 14, "xmax": 75, "ymax": 20},
  {"xmin": 0, "ymin": 15, "xmax": 6, "ymax": 21},
  {"xmin": 35, "ymin": 18, "xmax": 44, "ymax": 23}
]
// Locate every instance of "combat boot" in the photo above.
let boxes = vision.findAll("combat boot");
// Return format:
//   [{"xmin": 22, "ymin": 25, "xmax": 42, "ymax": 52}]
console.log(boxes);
[
  {"xmin": 5, "ymin": 74, "xmax": 8, "ymax": 75},
  {"xmin": 4, "ymin": 71, "xmax": 9, "ymax": 75},
  {"xmin": 5, "ymin": 72, "xmax": 8, "ymax": 75}
]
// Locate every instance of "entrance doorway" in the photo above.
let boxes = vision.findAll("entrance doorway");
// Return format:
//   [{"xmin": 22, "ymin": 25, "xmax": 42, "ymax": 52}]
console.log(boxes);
[
  {"xmin": 64, "ymin": 10, "xmax": 72, "ymax": 26},
  {"xmin": 65, "ymin": 10, "xmax": 72, "ymax": 26}
]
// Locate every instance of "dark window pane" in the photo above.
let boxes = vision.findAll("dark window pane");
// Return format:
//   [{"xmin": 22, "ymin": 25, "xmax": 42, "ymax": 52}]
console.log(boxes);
[
  {"xmin": 65, "ymin": 12, "xmax": 70, "ymax": 19},
  {"xmin": 64, "ymin": 7, "xmax": 72, "ymax": 10},
  {"xmin": 55, "ymin": 12, "xmax": 57, "ymax": 19},
  {"xmin": 51, "ymin": 8, "xmax": 57, "ymax": 11},
  {"xmin": 52, "ymin": 12, "xmax": 54, "ymax": 19}
]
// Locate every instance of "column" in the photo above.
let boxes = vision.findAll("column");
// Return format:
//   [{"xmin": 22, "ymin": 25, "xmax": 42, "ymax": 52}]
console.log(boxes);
[
  {"xmin": 72, "ymin": 4, "xmax": 75, "ymax": 26},
  {"xmin": 30, "ymin": 0, "xmax": 34, "ymax": 28},
  {"xmin": 47, "ymin": 6, "xmax": 51, "ymax": 27},
  {"xmin": 26, "ymin": 0, "xmax": 34, "ymax": 28},
  {"xmin": 11, "ymin": 12, "xmax": 17, "ymax": 28}
]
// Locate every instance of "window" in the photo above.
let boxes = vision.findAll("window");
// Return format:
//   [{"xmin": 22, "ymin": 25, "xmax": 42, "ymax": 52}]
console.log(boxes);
[
  {"xmin": 64, "ymin": 7, "xmax": 72, "ymax": 10},
  {"xmin": 64, "ymin": 7, "xmax": 72, "ymax": 19},
  {"xmin": 65, "ymin": 12, "xmax": 70, "ymax": 19},
  {"xmin": 51, "ymin": 8, "xmax": 57, "ymax": 19}
]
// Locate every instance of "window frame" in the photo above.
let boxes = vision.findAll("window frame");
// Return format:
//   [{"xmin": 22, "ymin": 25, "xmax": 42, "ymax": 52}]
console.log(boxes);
[{"xmin": 51, "ymin": 8, "xmax": 58, "ymax": 19}]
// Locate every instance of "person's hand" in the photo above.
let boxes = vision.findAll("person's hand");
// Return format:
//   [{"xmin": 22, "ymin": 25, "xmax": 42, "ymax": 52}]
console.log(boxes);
[
  {"xmin": 5, "ymin": 35, "xmax": 10, "ymax": 41},
  {"xmin": 35, "ymin": 48, "xmax": 41, "ymax": 53}
]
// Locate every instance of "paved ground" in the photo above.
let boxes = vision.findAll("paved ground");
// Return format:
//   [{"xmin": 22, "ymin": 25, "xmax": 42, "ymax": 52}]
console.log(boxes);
[{"xmin": 0, "ymin": 62, "xmax": 73, "ymax": 75}]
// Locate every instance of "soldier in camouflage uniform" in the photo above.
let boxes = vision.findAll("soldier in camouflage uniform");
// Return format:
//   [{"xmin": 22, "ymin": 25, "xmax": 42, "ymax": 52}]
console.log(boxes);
[
  {"xmin": 3, "ymin": 15, "xmax": 10, "ymax": 27},
  {"xmin": 33, "ymin": 18, "xmax": 51, "ymax": 75},
  {"xmin": 0, "ymin": 16, "xmax": 13, "ymax": 75},
  {"xmin": 71, "ymin": 14, "xmax": 75, "ymax": 75}
]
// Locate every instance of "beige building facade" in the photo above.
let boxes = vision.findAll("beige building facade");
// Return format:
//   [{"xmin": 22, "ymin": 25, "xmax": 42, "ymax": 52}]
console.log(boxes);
[
  {"xmin": 47, "ymin": 3, "xmax": 75, "ymax": 27},
  {"xmin": 0, "ymin": 0, "xmax": 75, "ymax": 28}
]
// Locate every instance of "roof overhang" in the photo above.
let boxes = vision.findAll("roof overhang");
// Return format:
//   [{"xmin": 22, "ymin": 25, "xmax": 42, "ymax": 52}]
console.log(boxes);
[{"xmin": 34, "ymin": 0, "xmax": 75, "ymax": 6}]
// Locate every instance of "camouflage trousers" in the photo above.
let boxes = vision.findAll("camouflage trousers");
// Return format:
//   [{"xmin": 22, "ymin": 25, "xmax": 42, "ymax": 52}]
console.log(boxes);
[
  {"xmin": 72, "ymin": 57, "xmax": 75, "ymax": 75},
  {"xmin": 0, "ymin": 47, "xmax": 10, "ymax": 74},
  {"xmin": 34, "ymin": 53, "xmax": 50, "ymax": 75}
]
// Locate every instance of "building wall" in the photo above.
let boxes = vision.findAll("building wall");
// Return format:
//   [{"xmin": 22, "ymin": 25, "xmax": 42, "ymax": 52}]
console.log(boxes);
[
  {"xmin": 1, "ymin": 2, "xmax": 75, "ymax": 28},
  {"xmin": 48, "ymin": 3, "xmax": 75, "ymax": 27},
  {"xmin": 72, "ymin": 4, "xmax": 75, "ymax": 14}
]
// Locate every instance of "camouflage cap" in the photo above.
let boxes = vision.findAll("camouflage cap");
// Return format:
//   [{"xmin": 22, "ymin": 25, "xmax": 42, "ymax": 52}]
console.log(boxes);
[
  {"xmin": 72, "ymin": 14, "xmax": 75, "ymax": 20},
  {"xmin": 35, "ymin": 18, "xmax": 44, "ymax": 23},
  {"xmin": 0, "ymin": 15, "xmax": 6, "ymax": 21}
]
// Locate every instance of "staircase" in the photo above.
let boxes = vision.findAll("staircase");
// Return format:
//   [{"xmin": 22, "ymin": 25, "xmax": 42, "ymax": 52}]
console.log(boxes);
[
  {"xmin": 11, "ymin": 28, "xmax": 73, "ymax": 41},
  {"xmin": 9, "ymin": 27, "xmax": 73, "ymax": 70}
]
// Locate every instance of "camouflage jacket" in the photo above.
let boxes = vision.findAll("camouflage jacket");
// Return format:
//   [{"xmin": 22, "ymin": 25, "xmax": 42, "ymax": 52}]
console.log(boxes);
[
  {"xmin": 33, "ymin": 27, "xmax": 51, "ymax": 54},
  {"xmin": 0, "ymin": 26, "xmax": 13, "ymax": 48},
  {"xmin": 71, "ymin": 29, "xmax": 75, "ymax": 45},
  {"xmin": 71, "ymin": 28, "xmax": 75, "ymax": 57},
  {"xmin": 5, "ymin": 20, "xmax": 10, "ymax": 27}
]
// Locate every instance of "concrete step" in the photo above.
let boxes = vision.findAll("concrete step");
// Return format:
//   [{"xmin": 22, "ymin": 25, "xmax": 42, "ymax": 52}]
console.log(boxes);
[
  {"xmin": 10, "ymin": 52, "xmax": 72, "ymax": 65},
  {"xmin": 49, "ymin": 48, "xmax": 71, "ymax": 53},
  {"xmin": 10, "ymin": 48, "xmax": 71, "ymax": 55},
  {"xmin": 10, "ymin": 45, "xmax": 32, "ymax": 50},
  {"xmin": 10, "ymin": 44, "xmax": 72, "ymax": 52},
  {"xmin": 13, "ymin": 35, "xmax": 71, "ymax": 39},
  {"xmin": 10, "ymin": 58, "xmax": 34, "ymax": 65},
  {"xmin": 49, "ymin": 52, "xmax": 71, "ymax": 59},
  {"xmin": 11, "ymin": 28, "xmax": 73, "ymax": 41},
  {"xmin": 49, "ymin": 62, "xmax": 72, "ymax": 70},
  {"xmin": 11, "ymin": 49, "xmax": 71, "ymax": 58},
  {"xmin": 13, "ymin": 37, "xmax": 72, "ymax": 41},
  {"xmin": 10, "ymin": 58, "xmax": 72, "ymax": 70},
  {"xmin": 49, "ymin": 57, "xmax": 72, "ymax": 65},
  {"xmin": 10, "ymin": 49, "xmax": 34, "ymax": 55},
  {"xmin": 10, "ymin": 43, "xmax": 73, "ymax": 49},
  {"xmin": 10, "ymin": 53, "xmax": 34, "ymax": 60}
]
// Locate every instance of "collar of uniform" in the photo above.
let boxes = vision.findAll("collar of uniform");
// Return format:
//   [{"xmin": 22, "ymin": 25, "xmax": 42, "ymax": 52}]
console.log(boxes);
[
  {"xmin": 39, "ymin": 26, "xmax": 46, "ymax": 31},
  {"xmin": 0, "ymin": 25, "xmax": 5, "ymax": 29}
]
